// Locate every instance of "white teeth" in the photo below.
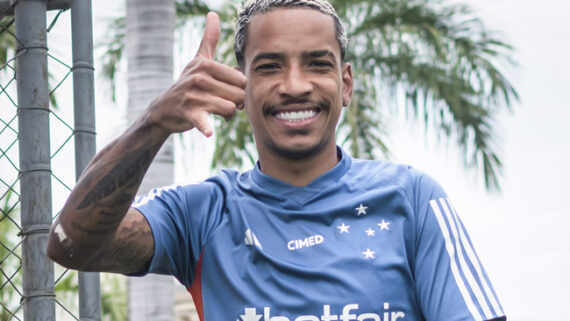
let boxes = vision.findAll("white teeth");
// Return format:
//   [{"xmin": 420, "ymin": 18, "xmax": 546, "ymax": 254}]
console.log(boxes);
[{"xmin": 275, "ymin": 110, "xmax": 317, "ymax": 122}]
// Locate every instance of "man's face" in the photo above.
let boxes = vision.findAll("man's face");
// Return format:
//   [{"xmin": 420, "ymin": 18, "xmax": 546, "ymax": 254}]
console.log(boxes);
[{"xmin": 242, "ymin": 8, "xmax": 353, "ymax": 161}]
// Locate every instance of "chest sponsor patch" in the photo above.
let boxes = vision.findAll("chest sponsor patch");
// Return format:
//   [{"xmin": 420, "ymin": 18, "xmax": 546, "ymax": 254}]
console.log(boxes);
[
  {"xmin": 287, "ymin": 234, "xmax": 324, "ymax": 251},
  {"xmin": 238, "ymin": 303, "xmax": 406, "ymax": 321}
]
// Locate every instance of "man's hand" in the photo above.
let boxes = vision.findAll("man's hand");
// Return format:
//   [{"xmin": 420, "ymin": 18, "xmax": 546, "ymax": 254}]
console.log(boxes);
[
  {"xmin": 47, "ymin": 12, "xmax": 244, "ymax": 273},
  {"xmin": 148, "ymin": 12, "xmax": 247, "ymax": 137}
]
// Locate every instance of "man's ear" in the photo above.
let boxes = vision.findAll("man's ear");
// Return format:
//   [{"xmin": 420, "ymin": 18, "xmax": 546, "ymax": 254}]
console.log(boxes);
[{"xmin": 341, "ymin": 63, "xmax": 353, "ymax": 107}]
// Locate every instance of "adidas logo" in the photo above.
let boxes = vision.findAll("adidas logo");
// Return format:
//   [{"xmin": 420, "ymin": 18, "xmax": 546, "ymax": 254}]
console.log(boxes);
[{"xmin": 244, "ymin": 229, "xmax": 263, "ymax": 249}]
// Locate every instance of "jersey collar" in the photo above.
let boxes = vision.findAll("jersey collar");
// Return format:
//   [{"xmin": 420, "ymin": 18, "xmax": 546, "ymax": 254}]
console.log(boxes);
[{"xmin": 248, "ymin": 147, "xmax": 352, "ymax": 206}]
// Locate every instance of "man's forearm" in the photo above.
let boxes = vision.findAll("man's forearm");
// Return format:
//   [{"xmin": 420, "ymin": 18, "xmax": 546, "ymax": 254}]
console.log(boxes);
[
  {"xmin": 47, "ymin": 116, "xmax": 167, "ymax": 269},
  {"xmin": 48, "ymin": 11, "xmax": 245, "ymax": 271}
]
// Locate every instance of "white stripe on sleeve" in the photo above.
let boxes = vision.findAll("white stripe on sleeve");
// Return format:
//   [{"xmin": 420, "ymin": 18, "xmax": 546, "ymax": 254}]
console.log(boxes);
[
  {"xmin": 132, "ymin": 184, "xmax": 180, "ymax": 208},
  {"xmin": 447, "ymin": 198, "xmax": 504, "ymax": 316},
  {"xmin": 439, "ymin": 198, "xmax": 494, "ymax": 319},
  {"xmin": 429, "ymin": 199, "xmax": 483, "ymax": 321}
]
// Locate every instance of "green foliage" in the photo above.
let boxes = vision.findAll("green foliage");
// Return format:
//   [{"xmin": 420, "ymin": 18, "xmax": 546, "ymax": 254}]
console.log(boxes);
[
  {"xmin": 100, "ymin": 16, "xmax": 125, "ymax": 102},
  {"xmin": 0, "ymin": 192, "xmax": 126, "ymax": 320},
  {"xmin": 54, "ymin": 269, "xmax": 79, "ymax": 317},
  {"xmin": 332, "ymin": 0, "xmax": 517, "ymax": 191},
  {"xmin": 0, "ymin": 17, "xmax": 16, "ymax": 69},
  {"xmin": 1, "ymin": 15, "xmax": 62, "ymax": 109},
  {"xmin": 176, "ymin": 2, "xmax": 259, "ymax": 169},
  {"xmin": 0, "ymin": 10, "xmax": 127, "ymax": 321},
  {"xmin": 340, "ymin": 69, "xmax": 390, "ymax": 159},
  {"xmin": 100, "ymin": 273, "xmax": 127, "ymax": 321},
  {"xmin": 100, "ymin": 0, "xmax": 518, "ymax": 191},
  {"xmin": 175, "ymin": 0, "xmax": 211, "ymax": 19},
  {"xmin": 52, "ymin": 269, "xmax": 125, "ymax": 320},
  {"xmin": 0, "ymin": 190, "xmax": 21, "ymax": 321},
  {"xmin": 100, "ymin": 0, "xmax": 212, "ymax": 102},
  {"xmin": 212, "ymin": 110, "xmax": 257, "ymax": 168}
]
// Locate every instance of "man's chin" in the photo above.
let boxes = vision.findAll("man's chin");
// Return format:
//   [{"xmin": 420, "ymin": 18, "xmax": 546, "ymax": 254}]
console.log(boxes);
[{"xmin": 266, "ymin": 140, "xmax": 329, "ymax": 160}]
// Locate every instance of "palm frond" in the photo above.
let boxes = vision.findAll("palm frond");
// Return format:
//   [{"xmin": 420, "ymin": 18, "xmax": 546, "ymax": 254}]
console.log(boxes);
[
  {"xmin": 99, "ymin": 16, "xmax": 125, "ymax": 102},
  {"xmin": 341, "ymin": 0, "xmax": 517, "ymax": 191},
  {"xmin": 175, "ymin": 0, "xmax": 210, "ymax": 19},
  {"xmin": 97, "ymin": 0, "xmax": 518, "ymax": 191}
]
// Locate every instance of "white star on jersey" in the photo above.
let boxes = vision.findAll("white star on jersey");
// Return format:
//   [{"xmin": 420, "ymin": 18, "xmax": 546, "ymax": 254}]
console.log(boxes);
[
  {"xmin": 337, "ymin": 223, "xmax": 350, "ymax": 234},
  {"xmin": 365, "ymin": 228, "xmax": 376, "ymax": 236},
  {"xmin": 378, "ymin": 219, "xmax": 390, "ymax": 231},
  {"xmin": 363, "ymin": 248, "xmax": 375, "ymax": 259},
  {"xmin": 355, "ymin": 203, "xmax": 368, "ymax": 216}
]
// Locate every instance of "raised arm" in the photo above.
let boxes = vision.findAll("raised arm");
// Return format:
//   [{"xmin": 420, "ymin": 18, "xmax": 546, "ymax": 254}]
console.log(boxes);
[{"xmin": 47, "ymin": 12, "xmax": 247, "ymax": 274}]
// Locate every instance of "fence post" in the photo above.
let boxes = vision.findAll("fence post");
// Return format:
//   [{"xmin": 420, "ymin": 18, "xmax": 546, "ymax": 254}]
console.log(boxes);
[
  {"xmin": 15, "ymin": 0, "xmax": 56, "ymax": 320},
  {"xmin": 71, "ymin": 0, "xmax": 101, "ymax": 320}
]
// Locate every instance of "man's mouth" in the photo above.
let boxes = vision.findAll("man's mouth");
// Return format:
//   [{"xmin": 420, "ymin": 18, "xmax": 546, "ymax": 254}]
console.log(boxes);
[{"xmin": 274, "ymin": 109, "xmax": 319, "ymax": 122}]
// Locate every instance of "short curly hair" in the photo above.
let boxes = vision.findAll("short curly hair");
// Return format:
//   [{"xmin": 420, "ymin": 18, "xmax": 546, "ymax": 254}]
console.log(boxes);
[{"xmin": 234, "ymin": 0, "xmax": 348, "ymax": 67}]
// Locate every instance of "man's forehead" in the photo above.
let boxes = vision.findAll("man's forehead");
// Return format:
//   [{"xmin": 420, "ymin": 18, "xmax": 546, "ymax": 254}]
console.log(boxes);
[
  {"xmin": 244, "ymin": 8, "xmax": 339, "ymax": 61},
  {"xmin": 247, "ymin": 7, "xmax": 334, "ymax": 27}
]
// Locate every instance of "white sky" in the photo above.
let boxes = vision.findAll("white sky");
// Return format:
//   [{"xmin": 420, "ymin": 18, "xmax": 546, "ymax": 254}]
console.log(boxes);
[
  {"xmin": 0, "ymin": 0, "xmax": 565, "ymax": 320},
  {"xmin": 88, "ymin": 1, "xmax": 569, "ymax": 320},
  {"xmin": 388, "ymin": 1, "xmax": 570, "ymax": 320}
]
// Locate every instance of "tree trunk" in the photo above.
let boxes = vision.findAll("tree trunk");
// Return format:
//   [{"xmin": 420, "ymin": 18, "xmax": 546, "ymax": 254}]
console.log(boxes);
[{"xmin": 125, "ymin": 0, "xmax": 175, "ymax": 320}]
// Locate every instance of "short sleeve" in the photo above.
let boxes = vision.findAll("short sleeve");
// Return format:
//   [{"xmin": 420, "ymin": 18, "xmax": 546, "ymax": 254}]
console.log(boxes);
[
  {"xmin": 131, "ymin": 182, "xmax": 225, "ymax": 287},
  {"xmin": 411, "ymin": 172, "xmax": 506, "ymax": 321}
]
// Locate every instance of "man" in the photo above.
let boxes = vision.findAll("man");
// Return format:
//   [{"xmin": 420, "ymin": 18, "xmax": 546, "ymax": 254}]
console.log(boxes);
[{"xmin": 48, "ymin": 0, "xmax": 507, "ymax": 320}]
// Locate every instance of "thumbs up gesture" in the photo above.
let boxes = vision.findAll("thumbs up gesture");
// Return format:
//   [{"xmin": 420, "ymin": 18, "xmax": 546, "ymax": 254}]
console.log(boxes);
[
  {"xmin": 197, "ymin": 11, "xmax": 221, "ymax": 60},
  {"xmin": 147, "ymin": 12, "xmax": 247, "ymax": 137}
]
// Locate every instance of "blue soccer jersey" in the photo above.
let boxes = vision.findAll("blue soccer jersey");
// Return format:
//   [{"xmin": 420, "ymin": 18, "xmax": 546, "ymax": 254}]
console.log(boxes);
[{"xmin": 132, "ymin": 148, "xmax": 506, "ymax": 321}]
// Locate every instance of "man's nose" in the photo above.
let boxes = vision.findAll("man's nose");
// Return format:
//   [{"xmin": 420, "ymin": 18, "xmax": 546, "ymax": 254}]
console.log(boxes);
[{"xmin": 278, "ymin": 65, "xmax": 312, "ymax": 98}]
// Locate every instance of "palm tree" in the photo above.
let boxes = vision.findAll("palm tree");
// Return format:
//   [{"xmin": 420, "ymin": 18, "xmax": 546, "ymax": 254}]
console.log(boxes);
[
  {"xmin": 332, "ymin": 0, "xmax": 518, "ymax": 191},
  {"xmin": 124, "ymin": 0, "xmax": 177, "ymax": 320},
  {"xmin": 100, "ymin": 0, "xmax": 518, "ymax": 319},
  {"xmin": 209, "ymin": 0, "xmax": 518, "ymax": 191},
  {"xmin": 104, "ymin": 0, "xmax": 517, "ymax": 192}
]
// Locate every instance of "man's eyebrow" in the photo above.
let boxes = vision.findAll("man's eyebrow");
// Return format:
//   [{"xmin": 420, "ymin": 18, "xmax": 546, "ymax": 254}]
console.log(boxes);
[
  {"xmin": 251, "ymin": 52, "xmax": 285, "ymax": 65},
  {"xmin": 302, "ymin": 49, "xmax": 336, "ymax": 60}
]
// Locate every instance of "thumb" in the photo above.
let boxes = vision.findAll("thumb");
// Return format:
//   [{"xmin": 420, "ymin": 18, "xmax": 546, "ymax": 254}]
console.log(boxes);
[{"xmin": 196, "ymin": 12, "xmax": 220, "ymax": 60}]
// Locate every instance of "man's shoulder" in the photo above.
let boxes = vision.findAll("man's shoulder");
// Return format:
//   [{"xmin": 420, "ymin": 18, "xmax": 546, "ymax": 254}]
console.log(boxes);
[
  {"xmin": 206, "ymin": 167, "xmax": 253, "ymax": 188},
  {"xmin": 347, "ymin": 156, "xmax": 442, "ymax": 200},
  {"xmin": 348, "ymin": 157, "xmax": 423, "ymax": 184}
]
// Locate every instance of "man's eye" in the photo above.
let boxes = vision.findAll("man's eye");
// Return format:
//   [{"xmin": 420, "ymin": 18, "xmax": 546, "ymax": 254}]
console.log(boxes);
[
  {"xmin": 310, "ymin": 60, "xmax": 333, "ymax": 68},
  {"xmin": 255, "ymin": 63, "xmax": 279, "ymax": 71}
]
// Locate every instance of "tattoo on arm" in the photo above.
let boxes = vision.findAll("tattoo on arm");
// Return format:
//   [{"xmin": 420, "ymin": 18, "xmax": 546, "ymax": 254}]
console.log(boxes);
[
  {"xmin": 76, "ymin": 147, "xmax": 156, "ymax": 210},
  {"xmin": 64, "ymin": 142, "xmax": 160, "ymax": 252},
  {"xmin": 50, "ymin": 125, "xmax": 163, "ymax": 271},
  {"xmin": 97, "ymin": 210, "xmax": 154, "ymax": 273}
]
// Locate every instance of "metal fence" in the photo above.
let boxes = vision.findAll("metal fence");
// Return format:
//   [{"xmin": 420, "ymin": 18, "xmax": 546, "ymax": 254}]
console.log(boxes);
[{"xmin": 0, "ymin": 0, "xmax": 99, "ymax": 320}]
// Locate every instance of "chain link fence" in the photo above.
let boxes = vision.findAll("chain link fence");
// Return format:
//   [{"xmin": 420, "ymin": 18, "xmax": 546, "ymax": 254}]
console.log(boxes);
[{"xmin": 0, "ymin": 0, "xmax": 101, "ymax": 320}]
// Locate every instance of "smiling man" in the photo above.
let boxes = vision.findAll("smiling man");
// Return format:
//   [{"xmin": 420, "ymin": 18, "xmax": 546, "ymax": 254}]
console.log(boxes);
[
  {"xmin": 241, "ymin": 7, "xmax": 352, "ymax": 186},
  {"xmin": 47, "ymin": 1, "xmax": 506, "ymax": 320}
]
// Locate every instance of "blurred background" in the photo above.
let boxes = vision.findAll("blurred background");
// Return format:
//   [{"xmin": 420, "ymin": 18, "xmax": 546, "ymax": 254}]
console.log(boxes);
[
  {"xmin": 0, "ymin": 0, "xmax": 568, "ymax": 320},
  {"xmin": 91, "ymin": 0, "xmax": 569, "ymax": 320}
]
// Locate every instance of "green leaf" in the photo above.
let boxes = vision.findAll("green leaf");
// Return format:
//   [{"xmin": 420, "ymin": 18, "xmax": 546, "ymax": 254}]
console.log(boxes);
[{"xmin": 97, "ymin": 0, "xmax": 519, "ymax": 192}]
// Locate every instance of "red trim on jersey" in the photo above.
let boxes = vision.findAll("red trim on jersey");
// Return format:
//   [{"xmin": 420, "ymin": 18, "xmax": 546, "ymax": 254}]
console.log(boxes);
[{"xmin": 189, "ymin": 251, "xmax": 205, "ymax": 321}]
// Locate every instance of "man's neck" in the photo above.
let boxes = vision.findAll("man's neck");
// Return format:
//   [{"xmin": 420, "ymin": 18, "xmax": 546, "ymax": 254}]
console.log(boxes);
[{"xmin": 258, "ymin": 145, "xmax": 340, "ymax": 187}]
